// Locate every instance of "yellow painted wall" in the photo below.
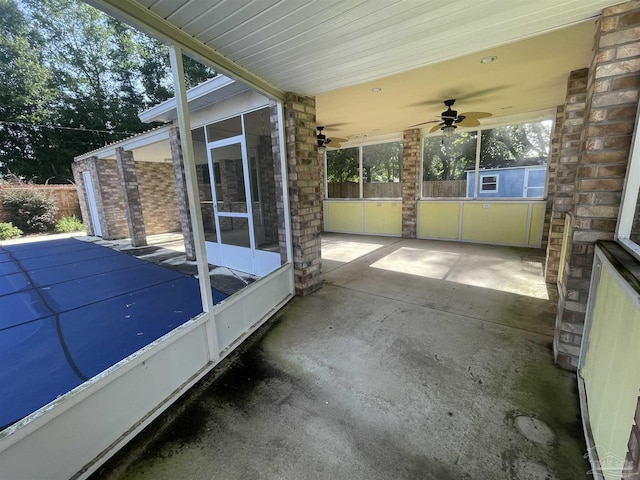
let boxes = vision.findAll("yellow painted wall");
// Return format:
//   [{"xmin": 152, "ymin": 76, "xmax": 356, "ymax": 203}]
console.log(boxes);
[
  {"xmin": 582, "ymin": 266, "xmax": 640, "ymax": 480},
  {"xmin": 325, "ymin": 201, "xmax": 362, "ymax": 233},
  {"xmin": 325, "ymin": 200, "xmax": 546, "ymax": 247},
  {"xmin": 528, "ymin": 203, "xmax": 545, "ymax": 246},
  {"xmin": 417, "ymin": 202, "xmax": 460, "ymax": 239},
  {"xmin": 462, "ymin": 203, "xmax": 529, "ymax": 245},
  {"xmin": 363, "ymin": 201, "xmax": 402, "ymax": 235}
]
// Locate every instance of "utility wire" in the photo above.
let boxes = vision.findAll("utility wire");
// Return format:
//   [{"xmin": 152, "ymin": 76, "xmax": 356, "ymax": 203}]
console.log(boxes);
[{"xmin": 0, "ymin": 119, "xmax": 133, "ymax": 136}]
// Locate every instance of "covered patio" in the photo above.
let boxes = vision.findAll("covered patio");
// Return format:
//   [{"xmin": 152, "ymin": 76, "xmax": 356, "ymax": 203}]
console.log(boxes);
[{"xmin": 95, "ymin": 234, "xmax": 584, "ymax": 479}]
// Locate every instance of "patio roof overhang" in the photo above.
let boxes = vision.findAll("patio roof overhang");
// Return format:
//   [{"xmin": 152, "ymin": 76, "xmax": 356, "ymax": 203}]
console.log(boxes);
[{"xmin": 84, "ymin": 0, "xmax": 621, "ymax": 140}]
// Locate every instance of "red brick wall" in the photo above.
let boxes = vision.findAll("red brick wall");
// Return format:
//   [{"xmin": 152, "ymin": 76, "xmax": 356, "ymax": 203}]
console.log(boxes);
[
  {"xmin": 554, "ymin": 0, "xmax": 640, "ymax": 370},
  {"xmin": 136, "ymin": 161, "xmax": 181, "ymax": 235},
  {"xmin": 284, "ymin": 93, "xmax": 322, "ymax": 296},
  {"xmin": 401, "ymin": 129, "xmax": 421, "ymax": 239}
]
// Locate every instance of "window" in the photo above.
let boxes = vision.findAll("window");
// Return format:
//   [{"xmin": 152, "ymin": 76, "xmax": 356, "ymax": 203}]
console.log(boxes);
[
  {"xmin": 480, "ymin": 175, "xmax": 498, "ymax": 192},
  {"xmin": 617, "ymin": 103, "xmax": 640, "ymax": 259},
  {"xmin": 362, "ymin": 142, "xmax": 402, "ymax": 198},
  {"xmin": 422, "ymin": 132, "xmax": 476, "ymax": 197},
  {"xmin": 422, "ymin": 120, "xmax": 552, "ymax": 199},
  {"xmin": 326, "ymin": 141, "xmax": 403, "ymax": 199},
  {"xmin": 326, "ymin": 147, "xmax": 359, "ymax": 198}
]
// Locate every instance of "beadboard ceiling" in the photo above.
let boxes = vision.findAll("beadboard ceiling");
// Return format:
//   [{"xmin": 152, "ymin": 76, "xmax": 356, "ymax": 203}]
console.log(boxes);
[{"xmin": 87, "ymin": 0, "xmax": 621, "ymax": 139}]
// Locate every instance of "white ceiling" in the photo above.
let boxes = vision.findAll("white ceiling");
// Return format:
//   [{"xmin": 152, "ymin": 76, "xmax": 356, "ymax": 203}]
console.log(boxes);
[{"xmin": 88, "ymin": 0, "xmax": 622, "ymax": 139}]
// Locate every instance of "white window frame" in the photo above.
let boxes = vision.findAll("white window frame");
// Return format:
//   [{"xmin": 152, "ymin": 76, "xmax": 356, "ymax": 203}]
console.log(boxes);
[
  {"xmin": 479, "ymin": 174, "xmax": 499, "ymax": 193},
  {"xmin": 324, "ymin": 137, "xmax": 403, "ymax": 200},
  {"xmin": 616, "ymin": 101, "xmax": 640, "ymax": 261}
]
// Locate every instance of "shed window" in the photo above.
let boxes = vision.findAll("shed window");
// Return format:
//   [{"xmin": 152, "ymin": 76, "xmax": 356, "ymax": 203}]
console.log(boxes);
[{"xmin": 480, "ymin": 175, "xmax": 498, "ymax": 192}]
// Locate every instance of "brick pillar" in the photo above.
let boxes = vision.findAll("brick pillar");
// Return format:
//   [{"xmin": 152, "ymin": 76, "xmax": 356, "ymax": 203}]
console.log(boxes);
[
  {"xmin": 554, "ymin": 1, "xmax": 640, "ymax": 370},
  {"xmin": 545, "ymin": 69, "xmax": 589, "ymax": 284},
  {"xmin": 284, "ymin": 93, "xmax": 322, "ymax": 296},
  {"xmin": 542, "ymin": 105, "xmax": 564, "ymax": 254},
  {"xmin": 169, "ymin": 125, "xmax": 196, "ymax": 260},
  {"xmin": 115, "ymin": 147, "xmax": 147, "ymax": 247},
  {"xmin": 401, "ymin": 129, "xmax": 421, "ymax": 238}
]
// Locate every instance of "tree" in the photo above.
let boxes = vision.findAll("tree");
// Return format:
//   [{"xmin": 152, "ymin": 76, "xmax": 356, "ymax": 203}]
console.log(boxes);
[
  {"xmin": 0, "ymin": 0, "xmax": 217, "ymax": 183},
  {"xmin": 0, "ymin": 0, "xmax": 55, "ymax": 180},
  {"xmin": 479, "ymin": 121, "xmax": 551, "ymax": 168},
  {"xmin": 327, "ymin": 147, "xmax": 359, "ymax": 183},
  {"xmin": 422, "ymin": 132, "xmax": 477, "ymax": 181}
]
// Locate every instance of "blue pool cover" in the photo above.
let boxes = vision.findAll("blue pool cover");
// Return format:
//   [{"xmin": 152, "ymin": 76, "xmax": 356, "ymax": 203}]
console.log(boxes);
[{"xmin": 0, "ymin": 238, "xmax": 227, "ymax": 430}]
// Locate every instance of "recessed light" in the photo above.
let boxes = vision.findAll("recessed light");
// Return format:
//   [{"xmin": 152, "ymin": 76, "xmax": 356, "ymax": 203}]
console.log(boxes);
[
  {"xmin": 480, "ymin": 55, "xmax": 497, "ymax": 64},
  {"xmin": 370, "ymin": 87, "xmax": 382, "ymax": 92}
]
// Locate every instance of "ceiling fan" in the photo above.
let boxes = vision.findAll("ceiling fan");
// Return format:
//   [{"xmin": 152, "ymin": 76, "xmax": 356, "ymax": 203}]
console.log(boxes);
[
  {"xmin": 409, "ymin": 99, "xmax": 492, "ymax": 137},
  {"xmin": 317, "ymin": 126, "xmax": 348, "ymax": 149}
]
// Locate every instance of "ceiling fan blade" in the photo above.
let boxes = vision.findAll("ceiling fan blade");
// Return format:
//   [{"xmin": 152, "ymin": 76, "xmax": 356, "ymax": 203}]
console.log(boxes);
[
  {"xmin": 330, "ymin": 137, "xmax": 348, "ymax": 143},
  {"xmin": 456, "ymin": 117, "xmax": 481, "ymax": 127},
  {"xmin": 318, "ymin": 122, "xmax": 349, "ymax": 129},
  {"xmin": 429, "ymin": 123, "xmax": 443, "ymax": 133},
  {"xmin": 459, "ymin": 111, "xmax": 492, "ymax": 119}
]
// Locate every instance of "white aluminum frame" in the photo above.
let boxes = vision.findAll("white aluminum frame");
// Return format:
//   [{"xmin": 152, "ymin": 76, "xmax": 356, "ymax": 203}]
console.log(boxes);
[
  {"xmin": 0, "ymin": 45, "xmax": 296, "ymax": 480},
  {"xmin": 616, "ymin": 101, "xmax": 640, "ymax": 261},
  {"xmin": 82, "ymin": 171, "xmax": 102, "ymax": 237}
]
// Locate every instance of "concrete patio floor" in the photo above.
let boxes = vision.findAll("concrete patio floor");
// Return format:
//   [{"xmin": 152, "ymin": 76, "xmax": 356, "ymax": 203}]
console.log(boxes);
[{"xmin": 94, "ymin": 234, "xmax": 587, "ymax": 480}]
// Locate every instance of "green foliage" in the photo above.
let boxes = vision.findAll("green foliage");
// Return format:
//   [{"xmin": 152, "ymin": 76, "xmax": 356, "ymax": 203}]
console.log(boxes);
[
  {"xmin": 0, "ymin": 0, "xmax": 217, "ymax": 183},
  {"xmin": 362, "ymin": 142, "xmax": 403, "ymax": 183},
  {"xmin": 423, "ymin": 131, "xmax": 477, "ymax": 181},
  {"xmin": 422, "ymin": 120, "xmax": 552, "ymax": 181},
  {"xmin": 326, "ymin": 147, "xmax": 359, "ymax": 183},
  {"xmin": 1, "ymin": 188, "xmax": 58, "ymax": 232},
  {"xmin": 0, "ymin": 222, "xmax": 22, "ymax": 240},
  {"xmin": 54, "ymin": 214, "xmax": 84, "ymax": 233}
]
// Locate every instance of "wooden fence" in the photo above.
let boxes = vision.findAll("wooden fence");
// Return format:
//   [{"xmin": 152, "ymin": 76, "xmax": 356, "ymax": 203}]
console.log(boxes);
[
  {"xmin": 422, "ymin": 180, "xmax": 466, "ymax": 197},
  {"xmin": 327, "ymin": 181, "xmax": 466, "ymax": 198},
  {"xmin": 0, "ymin": 185, "xmax": 80, "ymax": 223},
  {"xmin": 327, "ymin": 182, "xmax": 402, "ymax": 198}
]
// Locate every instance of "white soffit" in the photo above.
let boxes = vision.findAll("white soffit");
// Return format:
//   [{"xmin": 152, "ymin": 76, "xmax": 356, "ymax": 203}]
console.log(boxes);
[{"xmin": 95, "ymin": 0, "xmax": 618, "ymax": 96}]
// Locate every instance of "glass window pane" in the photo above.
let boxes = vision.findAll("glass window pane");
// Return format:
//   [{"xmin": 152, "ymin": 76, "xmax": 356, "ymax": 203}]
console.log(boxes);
[
  {"xmin": 422, "ymin": 132, "xmax": 476, "ymax": 198},
  {"xmin": 327, "ymin": 147, "xmax": 359, "ymax": 198},
  {"xmin": 476, "ymin": 121, "xmax": 551, "ymax": 198},
  {"xmin": 220, "ymin": 217, "xmax": 250, "ymax": 247},
  {"xmin": 206, "ymin": 116, "xmax": 242, "ymax": 142},
  {"xmin": 362, "ymin": 142, "xmax": 402, "ymax": 198},
  {"xmin": 211, "ymin": 144, "xmax": 246, "ymax": 213}
]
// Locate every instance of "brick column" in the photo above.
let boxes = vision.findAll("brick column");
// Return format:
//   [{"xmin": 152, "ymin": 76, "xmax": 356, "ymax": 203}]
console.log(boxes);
[
  {"xmin": 542, "ymin": 105, "xmax": 564, "ymax": 254},
  {"xmin": 115, "ymin": 147, "xmax": 147, "ymax": 247},
  {"xmin": 169, "ymin": 125, "xmax": 196, "ymax": 260},
  {"xmin": 284, "ymin": 93, "xmax": 322, "ymax": 296},
  {"xmin": 544, "ymin": 69, "xmax": 589, "ymax": 284},
  {"xmin": 554, "ymin": 1, "xmax": 640, "ymax": 370},
  {"xmin": 401, "ymin": 129, "xmax": 421, "ymax": 238}
]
